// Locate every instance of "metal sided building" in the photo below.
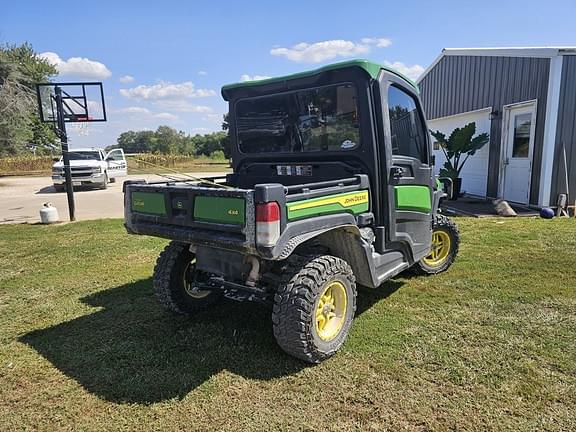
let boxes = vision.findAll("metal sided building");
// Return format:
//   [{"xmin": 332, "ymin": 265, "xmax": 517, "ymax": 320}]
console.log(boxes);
[{"xmin": 418, "ymin": 47, "xmax": 576, "ymax": 207}]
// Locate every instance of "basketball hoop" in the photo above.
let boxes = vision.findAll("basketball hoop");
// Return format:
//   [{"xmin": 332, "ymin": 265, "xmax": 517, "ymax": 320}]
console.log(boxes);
[
  {"xmin": 34, "ymin": 82, "xmax": 107, "ymax": 222},
  {"xmin": 71, "ymin": 116, "xmax": 92, "ymax": 136}
]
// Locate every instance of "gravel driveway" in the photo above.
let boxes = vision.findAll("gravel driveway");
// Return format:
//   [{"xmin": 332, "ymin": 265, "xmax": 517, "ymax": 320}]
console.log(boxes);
[{"xmin": 0, "ymin": 172, "xmax": 227, "ymax": 224}]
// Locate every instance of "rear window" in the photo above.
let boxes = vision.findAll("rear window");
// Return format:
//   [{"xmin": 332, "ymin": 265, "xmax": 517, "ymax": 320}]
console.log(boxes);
[{"xmin": 236, "ymin": 83, "xmax": 360, "ymax": 154}]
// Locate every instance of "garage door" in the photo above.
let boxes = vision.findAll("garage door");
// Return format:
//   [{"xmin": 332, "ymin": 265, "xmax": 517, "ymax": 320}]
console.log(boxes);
[{"xmin": 428, "ymin": 108, "xmax": 491, "ymax": 198}]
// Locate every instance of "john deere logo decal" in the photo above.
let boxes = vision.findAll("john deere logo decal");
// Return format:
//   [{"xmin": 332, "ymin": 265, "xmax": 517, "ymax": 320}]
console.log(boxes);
[
  {"xmin": 228, "ymin": 209, "xmax": 239, "ymax": 215},
  {"xmin": 287, "ymin": 190, "xmax": 369, "ymax": 220},
  {"xmin": 343, "ymin": 194, "xmax": 368, "ymax": 205},
  {"xmin": 133, "ymin": 199, "xmax": 145, "ymax": 207},
  {"xmin": 176, "ymin": 201, "xmax": 183, "ymax": 209}
]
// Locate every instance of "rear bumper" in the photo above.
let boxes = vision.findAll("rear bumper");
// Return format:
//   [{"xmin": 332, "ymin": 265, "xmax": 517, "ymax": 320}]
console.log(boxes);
[{"xmin": 126, "ymin": 219, "xmax": 252, "ymax": 253}]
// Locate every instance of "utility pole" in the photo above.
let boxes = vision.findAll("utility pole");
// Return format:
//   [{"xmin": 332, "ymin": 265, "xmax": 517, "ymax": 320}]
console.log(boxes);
[{"xmin": 55, "ymin": 86, "xmax": 76, "ymax": 221}]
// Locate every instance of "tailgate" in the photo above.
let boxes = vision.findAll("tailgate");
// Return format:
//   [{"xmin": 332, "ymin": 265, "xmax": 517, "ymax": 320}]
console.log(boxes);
[{"xmin": 124, "ymin": 182, "xmax": 256, "ymax": 253}]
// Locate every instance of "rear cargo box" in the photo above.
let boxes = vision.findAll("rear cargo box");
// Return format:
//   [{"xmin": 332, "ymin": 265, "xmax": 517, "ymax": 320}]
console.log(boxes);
[{"xmin": 125, "ymin": 182, "xmax": 256, "ymax": 253}]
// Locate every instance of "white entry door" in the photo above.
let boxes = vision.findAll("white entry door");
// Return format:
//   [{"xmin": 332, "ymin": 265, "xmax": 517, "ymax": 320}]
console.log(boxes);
[{"xmin": 502, "ymin": 103, "xmax": 536, "ymax": 204}]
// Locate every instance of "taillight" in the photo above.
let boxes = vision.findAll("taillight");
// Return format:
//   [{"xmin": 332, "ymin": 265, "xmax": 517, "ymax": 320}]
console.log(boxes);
[{"xmin": 256, "ymin": 202, "xmax": 280, "ymax": 246}]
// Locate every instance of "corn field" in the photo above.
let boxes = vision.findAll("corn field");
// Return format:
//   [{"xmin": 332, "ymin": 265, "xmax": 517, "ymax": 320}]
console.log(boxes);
[
  {"xmin": 0, "ymin": 154, "xmax": 229, "ymax": 176},
  {"xmin": 128, "ymin": 153, "xmax": 227, "ymax": 170},
  {"xmin": 0, "ymin": 156, "xmax": 54, "ymax": 175}
]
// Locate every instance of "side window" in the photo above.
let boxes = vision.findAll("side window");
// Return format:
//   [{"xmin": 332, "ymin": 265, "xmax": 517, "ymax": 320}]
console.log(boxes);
[
  {"xmin": 388, "ymin": 85, "xmax": 428, "ymax": 163},
  {"xmin": 107, "ymin": 150, "xmax": 125, "ymax": 161}
]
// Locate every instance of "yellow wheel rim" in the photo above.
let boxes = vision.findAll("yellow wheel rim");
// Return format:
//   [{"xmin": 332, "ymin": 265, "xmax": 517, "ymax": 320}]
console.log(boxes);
[
  {"xmin": 183, "ymin": 259, "xmax": 212, "ymax": 299},
  {"xmin": 422, "ymin": 230, "xmax": 451, "ymax": 267},
  {"xmin": 315, "ymin": 280, "xmax": 347, "ymax": 341}
]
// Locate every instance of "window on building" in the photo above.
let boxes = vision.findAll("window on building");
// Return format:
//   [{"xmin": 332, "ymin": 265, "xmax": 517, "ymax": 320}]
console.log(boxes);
[{"xmin": 388, "ymin": 85, "xmax": 428, "ymax": 163}]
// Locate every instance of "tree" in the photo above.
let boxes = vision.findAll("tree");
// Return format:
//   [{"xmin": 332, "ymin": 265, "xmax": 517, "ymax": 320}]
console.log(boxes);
[
  {"xmin": 155, "ymin": 126, "xmax": 181, "ymax": 154},
  {"xmin": 114, "ymin": 126, "xmax": 228, "ymax": 157},
  {"xmin": 431, "ymin": 122, "xmax": 489, "ymax": 180},
  {"xmin": 221, "ymin": 113, "xmax": 231, "ymax": 158},
  {"xmin": 0, "ymin": 42, "xmax": 57, "ymax": 156}
]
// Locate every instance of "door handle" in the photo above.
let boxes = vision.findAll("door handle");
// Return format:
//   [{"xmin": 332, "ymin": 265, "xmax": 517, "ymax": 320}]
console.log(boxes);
[
  {"xmin": 503, "ymin": 158, "xmax": 510, "ymax": 166},
  {"xmin": 391, "ymin": 166, "xmax": 405, "ymax": 178}
]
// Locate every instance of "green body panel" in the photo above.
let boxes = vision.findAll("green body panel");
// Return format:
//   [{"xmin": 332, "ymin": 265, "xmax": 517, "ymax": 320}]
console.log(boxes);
[
  {"xmin": 131, "ymin": 191, "xmax": 167, "ymax": 216},
  {"xmin": 287, "ymin": 190, "xmax": 369, "ymax": 221},
  {"xmin": 221, "ymin": 59, "xmax": 419, "ymax": 97},
  {"xmin": 193, "ymin": 196, "xmax": 245, "ymax": 225},
  {"xmin": 394, "ymin": 185, "xmax": 432, "ymax": 213}
]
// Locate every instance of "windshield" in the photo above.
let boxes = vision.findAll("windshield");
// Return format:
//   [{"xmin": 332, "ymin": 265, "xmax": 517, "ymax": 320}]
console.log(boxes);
[
  {"xmin": 236, "ymin": 83, "xmax": 360, "ymax": 154},
  {"xmin": 67, "ymin": 151, "xmax": 101, "ymax": 161}
]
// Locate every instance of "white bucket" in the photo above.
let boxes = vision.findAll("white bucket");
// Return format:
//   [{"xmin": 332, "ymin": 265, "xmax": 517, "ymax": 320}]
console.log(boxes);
[{"xmin": 39, "ymin": 202, "xmax": 60, "ymax": 224}]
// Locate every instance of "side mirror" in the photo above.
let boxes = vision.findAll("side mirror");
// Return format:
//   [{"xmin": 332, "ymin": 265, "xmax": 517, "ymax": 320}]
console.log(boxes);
[
  {"xmin": 431, "ymin": 155, "xmax": 436, "ymax": 166},
  {"xmin": 437, "ymin": 177, "xmax": 454, "ymax": 200}
]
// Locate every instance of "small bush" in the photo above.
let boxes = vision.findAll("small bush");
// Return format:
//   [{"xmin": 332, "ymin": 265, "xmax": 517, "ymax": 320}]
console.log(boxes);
[{"xmin": 209, "ymin": 150, "xmax": 225, "ymax": 160}]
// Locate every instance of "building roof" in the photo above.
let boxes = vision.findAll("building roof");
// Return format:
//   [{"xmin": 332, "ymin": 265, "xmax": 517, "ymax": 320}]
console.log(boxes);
[
  {"xmin": 221, "ymin": 59, "xmax": 418, "ymax": 98},
  {"xmin": 417, "ymin": 46, "xmax": 576, "ymax": 84}
]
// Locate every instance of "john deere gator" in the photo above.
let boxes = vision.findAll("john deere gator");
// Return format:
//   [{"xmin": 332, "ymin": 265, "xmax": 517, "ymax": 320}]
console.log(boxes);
[{"xmin": 123, "ymin": 59, "xmax": 460, "ymax": 363}]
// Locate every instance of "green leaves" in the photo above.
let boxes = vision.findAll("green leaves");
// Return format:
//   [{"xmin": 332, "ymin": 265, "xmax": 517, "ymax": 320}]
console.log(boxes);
[
  {"xmin": 0, "ymin": 42, "xmax": 58, "ymax": 156},
  {"xmin": 431, "ymin": 122, "xmax": 490, "ymax": 179},
  {"xmin": 439, "ymin": 162, "xmax": 458, "ymax": 179}
]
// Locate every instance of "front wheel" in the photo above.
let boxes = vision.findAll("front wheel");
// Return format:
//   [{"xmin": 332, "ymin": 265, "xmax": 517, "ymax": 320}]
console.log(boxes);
[
  {"xmin": 272, "ymin": 255, "xmax": 357, "ymax": 363},
  {"xmin": 153, "ymin": 241, "xmax": 221, "ymax": 314},
  {"xmin": 414, "ymin": 215, "xmax": 460, "ymax": 275}
]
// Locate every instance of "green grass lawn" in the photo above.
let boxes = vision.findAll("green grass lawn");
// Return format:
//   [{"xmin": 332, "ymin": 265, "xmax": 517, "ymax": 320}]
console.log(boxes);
[{"xmin": 0, "ymin": 218, "xmax": 575, "ymax": 431}]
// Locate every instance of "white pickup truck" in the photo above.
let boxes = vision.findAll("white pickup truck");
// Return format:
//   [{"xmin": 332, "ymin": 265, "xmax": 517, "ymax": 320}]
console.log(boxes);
[{"xmin": 52, "ymin": 147, "xmax": 127, "ymax": 191}]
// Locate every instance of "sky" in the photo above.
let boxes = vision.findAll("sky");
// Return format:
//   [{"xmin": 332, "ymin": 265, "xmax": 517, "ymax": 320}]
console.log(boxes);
[{"xmin": 2, "ymin": 0, "xmax": 576, "ymax": 149}]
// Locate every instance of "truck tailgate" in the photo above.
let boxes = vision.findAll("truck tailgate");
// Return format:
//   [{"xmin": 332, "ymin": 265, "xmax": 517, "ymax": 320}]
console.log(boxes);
[{"xmin": 125, "ymin": 182, "xmax": 256, "ymax": 253}]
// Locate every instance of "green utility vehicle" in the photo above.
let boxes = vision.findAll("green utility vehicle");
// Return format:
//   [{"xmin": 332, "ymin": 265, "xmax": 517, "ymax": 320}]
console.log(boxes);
[{"xmin": 123, "ymin": 60, "xmax": 460, "ymax": 363}]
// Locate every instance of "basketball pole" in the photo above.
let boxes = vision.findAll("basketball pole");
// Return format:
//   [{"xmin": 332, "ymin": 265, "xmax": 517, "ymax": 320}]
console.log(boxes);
[{"xmin": 55, "ymin": 86, "xmax": 76, "ymax": 221}]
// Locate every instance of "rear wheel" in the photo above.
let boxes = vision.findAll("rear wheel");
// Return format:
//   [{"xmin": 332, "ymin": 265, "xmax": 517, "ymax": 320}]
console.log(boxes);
[
  {"xmin": 153, "ymin": 241, "xmax": 221, "ymax": 314},
  {"xmin": 414, "ymin": 215, "xmax": 459, "ymax": 275},
  {"xmin": 272, "ymin": 255, "xmax": 357, "ymax": 363}
]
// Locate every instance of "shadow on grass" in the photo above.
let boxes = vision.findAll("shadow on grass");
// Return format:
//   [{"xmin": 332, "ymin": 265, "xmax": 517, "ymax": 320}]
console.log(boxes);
[
  {"xmin": 357, "ymin": 279, "xmax": 404, "ymax": 315},
  {"xmin": 20, "ymin": 277, "xmax": 403, "ymax": 404}
]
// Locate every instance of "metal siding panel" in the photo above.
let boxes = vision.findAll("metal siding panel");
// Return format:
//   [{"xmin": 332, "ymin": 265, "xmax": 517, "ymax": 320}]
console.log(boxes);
[
  {"xmin": 529, "ymin": 58, "xmax": 550, "ymax": 204},
  {"xmin": 456, "ymin": 56, "xmax": 464, "ymax": 114},
  {"xmin": 436, "ymin": 61, "xmax": 443, "ymax": 118},
  {"xmin": 508, "ymin": 57, "xmax": 516, "ymax": 101},
  {"xmin": 552, "ymin": 56, "xmax": 576, "ymax": 204},
  {"xmin": 461, "ymin": 57, "xmax": 469, "ymax": 114},
  {"xmin": 447, "ymin": 56, "xmax": 455, "ymax": 117},
  {"xmin": 442, "ymin": 57, "xmax": 454, "ymax": 116},
  {"xmin": 470, "ymin": 57, "xmax": 478, "ymax": 109},
  {"xmin": 568, "ymin": 59, "xmax": 576, "ymax": 200},
  {"xmin": 479, "ymin": 56, "xmax": 488, "ymax": 108},
  {"xmin": 433, "ymin": 63, "xmax": 440, "ymax": 118},
  {"xmin": 515, "ymin": 57, "xmax": 524, "ymax": 102}
]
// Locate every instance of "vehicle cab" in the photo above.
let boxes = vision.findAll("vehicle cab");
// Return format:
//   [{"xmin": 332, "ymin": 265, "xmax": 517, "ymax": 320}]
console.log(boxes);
[{"xmin": 52, "ymin": 147, "xmax": 127, "ymax": 191}]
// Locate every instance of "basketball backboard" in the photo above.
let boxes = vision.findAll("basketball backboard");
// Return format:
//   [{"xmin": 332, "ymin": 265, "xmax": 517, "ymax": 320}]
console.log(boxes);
[{"xmin": 36, "ymin": 82, "xmax": 107, "ymax": 123}]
